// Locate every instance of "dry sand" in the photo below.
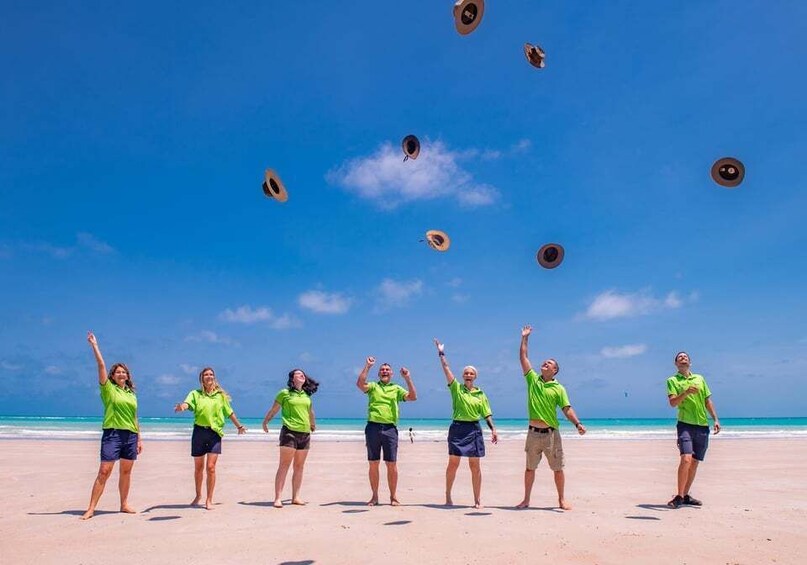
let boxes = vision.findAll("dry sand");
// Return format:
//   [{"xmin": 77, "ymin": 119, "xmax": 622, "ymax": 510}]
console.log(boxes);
[{"xmin": 1, "ymin": 437, "xmax": 805, "ymax": 564}]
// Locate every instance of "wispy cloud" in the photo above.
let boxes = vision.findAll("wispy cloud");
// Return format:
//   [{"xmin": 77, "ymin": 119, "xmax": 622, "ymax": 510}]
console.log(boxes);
[
  {"xmin": 77, "ymin": 232, "xmax": 115, "ymax": 254},
  {"xmin": 1, "ymin": 360, "xmax": 23, "ymax": 371},
  {"xmin": 184, "ymin": 331, "xmax": 238, "ymax": 346},
  {"xmin": 584, "ymin": 289, "xmax": 696, "ymax": 321},
  {"xmin": 446, "ymin": 277, "xmax": 463, "ymax": 288},
  {"xmin": 44, "ymin": 365, "xmax": 62, "ymax": 375},
  {"xmin": 298, "ymin": 291, "xmax": 352, "ymax": 315},
  {"xmin": 219, "ymin": 305, "xmax": 300, "ymax": 329},
  {"xmin": 327, "ymin": 139, "xmax": 499, "ymax": 209},
  {"xmin": 375, "ymin": 278, "xmax": 423, "ymax": 311},
  {"xmin": 451, "ymin": 293, "xmax": 470, "ymax": 303},
  {"xmin": 156, "ymin": 373, "xmax": 182, "ymax": 386},
  {"xmin": 17, "ymin": 233, "xmax": 115, "ymax": 259},
  {"xmin": 179, "ymin": 363, "xmax": 198, "ymax": 375},
  {"xmin": 21, "ymin": 242, "xmax": 73, "ymax": 259},
  {"xmin": 601, "ymin": 344, "xmax": 648, "ymax": 359}
]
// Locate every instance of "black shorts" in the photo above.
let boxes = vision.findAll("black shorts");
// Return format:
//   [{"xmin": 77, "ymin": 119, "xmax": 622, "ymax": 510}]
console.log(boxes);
[
  {"xmin": 365, "ymin": 422, "xmax": 399, "ymax": 462},
  {"xmin": 100, "ymin": 428, "xmax": 138, "ymax": 461},
  {"xmin": 279, "ymin": 425, "xmax": 310, "ymax": 450},
  {"xmin": 676, "ymin": 421, "xmax": 710, "ymax": 461},
  {"xmin": 191, "ymin": 425, "xmax": 222, "ymax": 457},
  {"xmin": 448, "ymin": 421, "xmax": 485, "ymax": 458}
]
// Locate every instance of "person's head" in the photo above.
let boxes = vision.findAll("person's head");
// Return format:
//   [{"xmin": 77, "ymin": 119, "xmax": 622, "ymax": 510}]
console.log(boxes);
[
  {"xmin": 378, "ymin": 363, "xmax": 393, "ymax": 384},
  {"xmin": 287, "ymin": 368, "xmax": 319, "ymax": 396},
  {"xmin": 108, "ymin": 363, "xmax": 135, "ymax": 392},
  {"xmin": 540, "ymin": 358, "xmax": 560, "ymax": 380},
  {"xmin": 674, "ymin": 351, "xmax": 691, "ymax": 373},
  {"xmin": 462, "ymin": 365, "xmax": 478, "ymax": 387}
]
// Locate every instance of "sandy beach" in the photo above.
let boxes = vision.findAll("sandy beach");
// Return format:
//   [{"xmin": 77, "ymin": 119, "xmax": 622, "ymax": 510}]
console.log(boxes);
[{"xmin": 2, "ymin": 437, "xmax": 805, "ymax": 564}]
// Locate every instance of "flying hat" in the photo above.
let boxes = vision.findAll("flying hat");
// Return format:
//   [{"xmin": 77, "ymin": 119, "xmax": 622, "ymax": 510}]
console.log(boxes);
[
  {"xmin": 425, "ymin": 230, "xmax": 451, "ymax": 252},
  {"xmin": 536, "ymin": 243, "xmax": 564, "ymax": 269},
  {"xmin": 710, "ymin": 157, "xmax": 745, "ymax": 188},
  {"xmin": 453, "ymin": 0, "xmax": 485, "ymax": 36},
  {"xmin": 262, "ymin": 169, "xmax": 288, "ymax": 203},
  {"xmin": 524, "ymin": 43, "xmax": 546, "ymax": 69},
  {"xmin": 402, "ymin": 135, "xmax": 420, "ymax": 161}
]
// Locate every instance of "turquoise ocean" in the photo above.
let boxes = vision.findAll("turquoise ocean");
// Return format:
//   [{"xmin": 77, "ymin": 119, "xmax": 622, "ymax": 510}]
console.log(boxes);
[{"xmin": 1, "ymin": 416, "xmax": 806, "ymax": 442}]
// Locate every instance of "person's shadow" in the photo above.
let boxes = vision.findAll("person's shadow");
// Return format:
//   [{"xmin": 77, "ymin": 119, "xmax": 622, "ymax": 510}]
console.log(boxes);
[{"xmin": 28, "ymin": 510, "xmax": 116, "ymax": 517}]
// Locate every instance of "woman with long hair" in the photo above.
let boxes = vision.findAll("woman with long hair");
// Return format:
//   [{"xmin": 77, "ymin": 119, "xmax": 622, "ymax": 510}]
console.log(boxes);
[
  {"xmin": 174, "ymin": 367, "xmax": 246, "ymax": 510},
  {"xmin": 81, "ymin": 331, "xmax": 142, "ymax": 520},
  {"xmin": 262, "ymin": 369, "xmax": 319, "ymax": 508}
]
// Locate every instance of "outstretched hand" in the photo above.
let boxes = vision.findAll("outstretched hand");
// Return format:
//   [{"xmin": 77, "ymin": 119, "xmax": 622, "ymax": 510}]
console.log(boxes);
[
  {"xmin": 521, "ymin": 325, "xmax": 532, "ymax": 338},
  {"xmin": 174, "ymin": 403, "xmax": 185, "ymax": 413},
  {"xmin": 87, "ymin": 331, "xmax": 98, "ymax": 347},
  {"xmin": 434, "ymin": 338, "xmax": 445, "ymax": 354}
]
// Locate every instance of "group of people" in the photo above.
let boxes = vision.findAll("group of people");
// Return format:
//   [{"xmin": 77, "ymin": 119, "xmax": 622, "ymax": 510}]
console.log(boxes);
[{"xmin": 80, "ymin": 326, "xmax": 721, "ymax": 520}]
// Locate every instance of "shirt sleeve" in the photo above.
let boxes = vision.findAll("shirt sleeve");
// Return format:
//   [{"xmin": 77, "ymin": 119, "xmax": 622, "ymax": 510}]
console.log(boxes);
[
  {"xmin": 222, "ymin": 395, "xmax": 234, "ymax": 418},
  {"xmin": 701, "ymin": 376, "xmax": 712, "ymax": 399},
  {"xmin": 183, "ymin": 390, "xmax": 197, "ymax": 411},
  {"xmin": 396, "ymin": 385, "xmax": 408, "ymax": 402},
  {"xmin": 666, "ymin": 377, "xmax": 677, "ymax": 397},
  {"xmin": 365, "ymin": 382, "xmax": 376, "ymax": 395},
  {"xmin": 100, "ymin": 379, "xmax": 113, "ymax": 402},
  {"xmin": 524, "ymin": 368, "xmax": 537, "ymax": 383},
  {"xmin": 480, "ymin": 393, "xmax": 492, "ymax": 419},
  {"xmin": 557, "ymin": 385, "xmax": 571, "ymax": 409},
  {"xmin": 274, "ymin": 389, "xmax": 288, "ymax": 406}
]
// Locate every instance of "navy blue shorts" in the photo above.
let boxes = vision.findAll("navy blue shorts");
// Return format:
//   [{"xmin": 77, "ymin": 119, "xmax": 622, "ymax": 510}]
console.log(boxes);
[
  {"xmin": 100, "ymin": 428, "xmax": 139, "ymax": 461},
  {"xmin": 676, "ymin": 421, "xmax": 710, "ymax": 461},
  {"xmin": 191, "ymin": 425, "xmax": 222, "ymax": 457},
  {"xmin": 365, "ymin": 422, "xmax": 399, "ymax": 462},
  {"xmin": 279, "ymin": 425, "xmax": 310, "ymax": 450},
  {"xmin": 448, "ymin": 421, "xmax": 485, "ymax": 458}
]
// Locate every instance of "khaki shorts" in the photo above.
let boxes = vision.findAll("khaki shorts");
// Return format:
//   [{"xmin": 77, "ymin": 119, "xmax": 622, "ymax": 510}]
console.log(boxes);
[{"xmin": 524, "ymin": 428, "xmax": 564, "ymax": 471}]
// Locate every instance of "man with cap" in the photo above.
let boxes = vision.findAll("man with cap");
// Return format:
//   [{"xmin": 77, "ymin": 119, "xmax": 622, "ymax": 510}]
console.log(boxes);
[
  {"xmin": 357, "ymin": 357, "xmax": 417, "ymax": 506},
  {"xmin": 516, "ymin": 325, "xmax": 585, "ymax": 511},
  {"xmin": 666, "ymin": 351, "xmax": 721, "ymax": 509}
]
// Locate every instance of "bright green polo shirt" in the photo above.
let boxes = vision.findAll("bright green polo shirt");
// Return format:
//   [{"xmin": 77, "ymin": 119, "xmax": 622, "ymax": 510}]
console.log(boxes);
[
  {"xmin": 524, "ymin": 369, "xmax": 570, "ymax": 429},
  {"xmin": 276, "ymin": 388, "xmax": 312, "ymax": 433},
  {"xmin": 100, "ymin": 379, "xmax": 138, "ymax": 433},
  {"xmin": 666, "ymin": 372, "xmax": 712, "ymax": 427},
  {"xmin": 183, "ymin": 389, "xmax": 234, "ymax": 437},
  {"xmin": 365, "ymin": 381, "xmax": 408, "ymax": 424},
  {"xmin": 448, "ymin": 379, "xmax": 492, "ymax": 422}
]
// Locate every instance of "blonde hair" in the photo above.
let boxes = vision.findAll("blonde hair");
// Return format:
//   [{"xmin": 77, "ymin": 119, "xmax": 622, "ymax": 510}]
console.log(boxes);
[{"xmin": 198, "ymin": 367, "xmax": 231, "ymax": 399}]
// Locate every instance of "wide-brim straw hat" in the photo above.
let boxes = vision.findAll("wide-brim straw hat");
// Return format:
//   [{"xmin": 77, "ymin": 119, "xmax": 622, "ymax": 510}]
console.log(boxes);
[
  {"xmin": 402, "ymin": 135, "xmax": 420, "ymax": 160},
  {"xmin": 426, "ymin": 230, "xmax": 451, "ymax": 252},
  {"xmin": 262, "ymin": 169, "xmax": 288, "ymax": 203},
  {"xmin": 454, "ymin": 0, "xmax": 485, "ymax": 36},
  {"xmin": 524, "ymin": 43, "xmax": 546, "ymax": 69},
  {"xmin": 710, "ymin": 157, "xmax": 745, "ymax": 188},
  {"xmin": 536, "ymin": 243, "xmax": 564, "ymax": 269}
]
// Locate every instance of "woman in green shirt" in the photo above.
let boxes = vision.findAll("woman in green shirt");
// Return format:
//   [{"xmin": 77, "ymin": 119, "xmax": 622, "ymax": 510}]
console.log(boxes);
[
  {"xmin": 174, "ymin": 367, "xmax": 246, "ymax": 510},
  {"xmin": 434, "ymin": 339, "xmax": 498, "ymax": 509},
  {"xmin": 81, "ymin": 332, "xmax": 141, "ymax": 520},
  {"xmin": 262, "ymin": 369, "xmax": 319, "ymax": 508}
]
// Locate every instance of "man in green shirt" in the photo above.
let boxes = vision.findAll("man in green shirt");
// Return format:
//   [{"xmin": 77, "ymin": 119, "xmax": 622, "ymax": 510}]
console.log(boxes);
[
  {"xmin": 516, "ymin": 325, "xmax": 586, "ymax": 511},
  {"xmin": 357, "ymin": 356, "xmax": 417, "ymax": 506},
  {"xmin": 666, "ymin": 351, "xmax": 721, "ymax": 508}
]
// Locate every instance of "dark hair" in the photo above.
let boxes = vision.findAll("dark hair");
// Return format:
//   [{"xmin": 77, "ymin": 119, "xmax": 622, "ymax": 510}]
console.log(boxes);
[
  {"xmin": 674, "ymin": 351, "xmax": 690, "ymax": 363},
  {"xmin": 287, "ymin": 368, "xmax": 319, "ymax": 396},
  {"xmin": 108, "ymin": 363, "xmax": 136, "ymax": 393},
  {"xmin": 549, "ymin": 358, "xmax": 560, "ymax": 375}
]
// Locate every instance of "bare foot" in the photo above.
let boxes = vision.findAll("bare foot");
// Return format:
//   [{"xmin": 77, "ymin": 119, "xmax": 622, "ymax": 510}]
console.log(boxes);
[
  {"xmin": 445, "ymin": 497, "xmax": 454, "ymax": 506},
  {"xmin": 515, "ymin": 499, "xmax": 530, "ymax": 509},
  {"xmin": 474, "ymin": 502, "xmax": 483, "ymax": 509},
  {"xmin": 190, "ymin": 497, "xmax": 202, "ymax": 507},
  {"xmin": 291, "ymin": 499, "xmax": 306, "ymax": 506},
  {"xmin": 80, "ymin": 510, "xmax": 94, "ymax": 520},
  {"xmin": 120, "ymin": 505, "xmax": 136, "ymax": 514},
  {"xmin": 273, "ymin": 500, "xmax": 283, "ymax": 508},
  {"xmin": 205, "ymin": 500, "xmax": 214, "ymax": 510},
  {"xmin": 559, "ymin": 499, "xmax": 572, "ymax": 511},
  {"xmin": 390, "ymin": 498, "xmax": 400, "ymax": 507},
  {"xmin": 367, "ymin": 498, "xmax": 378, "ymax": 506}
]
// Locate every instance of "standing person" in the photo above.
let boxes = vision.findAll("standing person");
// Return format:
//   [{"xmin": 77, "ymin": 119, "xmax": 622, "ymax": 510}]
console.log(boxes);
[
  {"xmin": 81, "ymin": 331, "xmax": 142, "ymax": 520},
  {"xmin": 516, "ymin": 325, "xmax": 586, "ymax": 511},
  {"xmin": 408, "ymin": 427, "xmax": 415, "ymax": 444},
  {"xmin": 174, "ymin": 367, "xmax": 247, "ymax": 510},
  {"xmin": 666, "ymin": 351, "xmax": 721, "ymax": 509},
  {"xmin": 356, "ymin": 357, "xmax": 417, "ymax": 506},
  {"xmin": 262, "ymin": 369, "xmax": 319, "ymax": 508},
  {"xmin": 434, "ymin": 339, "xmax": 498, "ymax": 509}
]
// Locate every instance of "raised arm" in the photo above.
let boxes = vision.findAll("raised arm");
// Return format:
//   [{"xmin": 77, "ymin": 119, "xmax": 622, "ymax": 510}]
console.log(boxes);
[
  {"xmin": 520, "ymin": 325, "xmax": 533, "ymax": 374},
  {"xmin": 705, "ymin": 397, "xmax": 720, "ymax": 434},
  {"xmin": 262, "ymin": 401, "xmax": 282, "ymax": 433},
  {"xmin": 87, "ymin": 331, "xmax": 107, "ymax": 385},
  {"xmin": 561, "ymin": 405, "xmax": 586, "ymax": 435},
  {"xmin": 434, "ymin": 338, "xmax": 456, "ymax": 385},
  {"xmin": 357, "ymin": 356, "xmax": 375, "ymax": 393},
  {"xmin": 401, "ymin": 367, "xmax": 417, "ymax": 401}
]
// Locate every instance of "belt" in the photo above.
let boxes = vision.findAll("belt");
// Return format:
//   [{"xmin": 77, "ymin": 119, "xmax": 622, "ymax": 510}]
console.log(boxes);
[
  {"xmin": 452, "ymin": 420, "xmax": 479, "ymax": 424},
  {"xmin": 529, "ymin": 425, "xmax": 554, "ymax": 433}
]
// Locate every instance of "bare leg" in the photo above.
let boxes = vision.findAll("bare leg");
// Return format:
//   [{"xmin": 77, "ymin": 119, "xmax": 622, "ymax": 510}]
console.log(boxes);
[
  {"xmin": 274, "ymin": 446, "xmax": 296, "ymax": 507},
  {"xmin": 204, "ymin": 453, "xmax": 219, "ymax": 510},
  {"xmin": 554, "ymin": 470, "xmax": 571, "ymax": 510},
  {"xmin": 445, "ymin": 455, "xmax": 461, "ymax": 506},
  {"xmin": 469, "ymin": 457, "xmax": 482, "ymax": 508},
  {"xmin": 81, "ymin": 462, "xmax": 114, "ymax": 520},
  {"xmin": 516, "ymin": 469, "xmax": 535, "ymax": 508},
  {"xmin": 367, "ymin": 460, "xmax": 380, "ymax": 505},
  {"xmin": 118, "ymin": 459, "xmax": 136, "ymax": 513},
  {"xmin": 683, "ymin": 458, "xmax": 699, "ymax": 495},
  {"xmin": 291, "ymin": 449, "xmax": 309, "ymax": 505},
  {"xmin": 676, "ymin": 454, "xmax": 693, "ymax": 496},
  {"xmin": 386, "ymin": 462, "xmax": 400, "ymax": 505},
  {"xmin": 191, "ymin": 456, "xmax": 204, "ymax": 505}
]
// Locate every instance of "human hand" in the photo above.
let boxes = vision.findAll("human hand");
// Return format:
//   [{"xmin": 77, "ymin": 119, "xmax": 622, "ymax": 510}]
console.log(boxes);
[
  {"xmin": 491, "ymin": 431, "xmax": 498, "ymax": 445},
  {"xmin": 521, "ymin": 325, "xmax": 532, "ymax": 338},
  {"xmin": 137, "ymin": 439, "xmax": 143, "ymax": 454},
  {"xmin": 237, "ymin": 425, "xmax": 247, "ymax": 435},
  {"xmin": 87, "ymin": 331, "xmax": 98, "ymax": 347},
  {"xmin": 577, "ymin": 423, "xmax": 587, "ymax": 435},
  {"xmin": 400, "ymin": 367, "xmax": 411, "ymax": 380},
  {"xmin": 685, "ymin": 386, "xmax": 699, "ymax": 396},
  {"xmin": 366, "ymin": 356, "xmax": 376, "ymax": 367},
  {"xmin": 434, "ymin": 338, "xmax": 444, "ymax": 354},
  {"xmin": 262, "ymin": 420, "xmax": 269, "ymax": 433},
  {"xmin": 173, "ymin": 403, "xmax": 185, "ymax": 413},
  {"xmin": 713, "ymin": 421, "xmax": 721, "ymax": 434}
]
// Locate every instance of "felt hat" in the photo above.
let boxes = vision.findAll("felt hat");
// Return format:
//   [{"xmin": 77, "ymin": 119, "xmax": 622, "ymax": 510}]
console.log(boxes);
[
  {"xmin": 453, "ymin": 0, "xmax": 485, "ymax": 36},
  {"xmin": 524, "ymin": 43, "xmax": 546, "ymax": 69},
  {"xmin": 425, "ymin": 230, "xmax": 451, "ymax": 252},
  {"xmin": 711, "ymin": 157, "xmax": 745, "ymax": 188},
  {"xmin": 262, "ymin": 169, "xmax": 288, "ymax": 203},
  {"xmin": 536, "ymin": 243, "xmax": 564, "ymax": 269},
  {"xmin": 402, "ymin": 135, "xmax": 421, "ymax": 161}
]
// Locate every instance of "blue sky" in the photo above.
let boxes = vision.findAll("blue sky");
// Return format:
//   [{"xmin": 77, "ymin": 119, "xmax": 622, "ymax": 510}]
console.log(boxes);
[{"xmin": 1, "ymin": 1, "xmax": 806, "ymax": 419}]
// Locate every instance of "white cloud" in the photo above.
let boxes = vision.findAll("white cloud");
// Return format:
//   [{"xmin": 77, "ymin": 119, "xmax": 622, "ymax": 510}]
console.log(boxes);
[
  {"xmin": 446, "ymin": 277, "xmax": 463, "ymax": 288},
  {"xmin": 21, "ymin": 242, "xmax": 73, "ymax": 259},
  {"xmin": 451, "ymin": 293, "xmax": 470, "ymax": 303},
  {"xmin": 184, "ymin": 331, "xmax": 238, "ymax": 346},
  {"xmin": 179, "ymin": 363, "xmax": 198, "ymax": 375},
  {"xmin": 584, "ymin": 289, "xmax": 695, "ymax": 321},
  {"xmin": 327, "ymin": 140, "xmax": 499, "ymax": 209},
  {"xmin": 44, "ymin": 365, "xmax": 62, "ymax": 375},
  {"xmin": 156, "ymin": 373, "xmax": 182, "ymax": 386},
  {"xmin": 375, "ymin": 278, "xmax": 423, "ymax": 310},
  {"xmin": 219, "ymin": 305, "xmax": 300, "ymax": 329},
  {"xmin": 1, "ymin": 361, "xmax": 23, "ymax": 371},
  {"xmin": 601, "ymin": 344, "xmax": 648, "ymax": 359},
  {"xmin": 298, "ymin": 291, "xmax": 352, "ymax": 315},
  {"xmin": 512, "ymin": 138, "xmax": 532, "ymax": 152},
  {"xmin": 299, "ymin": 352, "xmax": 314, "ymax": 363},
  {"xmin": 77, "ymin": 233, "xmax": 115, "ymax": 254}
]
